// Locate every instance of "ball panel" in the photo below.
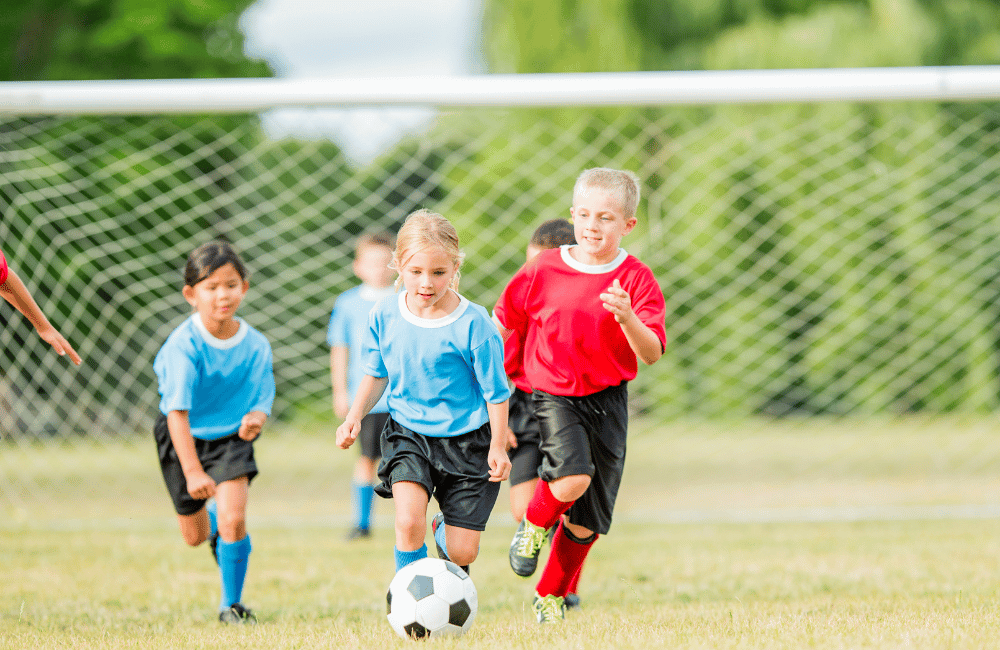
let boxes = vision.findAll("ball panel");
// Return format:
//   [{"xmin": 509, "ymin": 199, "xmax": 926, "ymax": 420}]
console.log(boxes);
[
  {"xmin": 416, "ymin": 594, "xmax": 451, "ymax": 631},
  {"xmin": 407, "ymin": 574, "xmax": 436, "ymax": 601},
  {"xmin": 449, "ymin": 599, "xmax": 472, "ymax": 627}
]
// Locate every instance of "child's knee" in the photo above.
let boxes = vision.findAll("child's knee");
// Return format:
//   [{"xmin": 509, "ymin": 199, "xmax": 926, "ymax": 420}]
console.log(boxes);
[
  {"xmin": 395, "ymin": 511, "xmax": 425, "ymax": 538},
  {"xmin": 216, "ymin": 511, "xmax": 247, "ymax": 541},
  {"xmin": 447, "ymin": 544, "xmax": 478, "ymax": 566}
]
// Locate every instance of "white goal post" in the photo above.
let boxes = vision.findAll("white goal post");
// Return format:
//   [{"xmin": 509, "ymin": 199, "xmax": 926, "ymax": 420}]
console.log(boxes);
[{"xmin": 3, "ymin": 66, "xmax": 1000, "ymax": 114}]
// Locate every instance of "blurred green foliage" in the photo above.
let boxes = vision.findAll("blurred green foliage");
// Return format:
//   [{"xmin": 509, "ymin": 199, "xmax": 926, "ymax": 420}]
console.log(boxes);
[{"xmin": 0, "ymin": 0, "xmax": 270, "ymax": 81}]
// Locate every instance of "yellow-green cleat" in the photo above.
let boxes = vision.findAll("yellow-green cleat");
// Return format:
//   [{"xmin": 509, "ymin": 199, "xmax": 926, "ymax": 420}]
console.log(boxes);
[
  {"xmin": 532, "ymin": 593, "xmax": 565, "ymax": 624},
  {"xmin": 509, "ymin": 519, "xmax": 548, "ymax": 577}
]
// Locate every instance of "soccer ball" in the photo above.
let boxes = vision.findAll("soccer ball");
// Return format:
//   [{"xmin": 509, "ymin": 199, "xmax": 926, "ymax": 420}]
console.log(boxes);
[{"xmin": 386, "ymin": 557, "xmax": 478, "ymax": 639}]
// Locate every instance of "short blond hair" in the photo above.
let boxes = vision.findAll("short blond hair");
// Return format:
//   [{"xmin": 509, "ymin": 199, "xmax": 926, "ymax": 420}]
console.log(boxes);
[
  {"xmin": 354, "ymin": 229, "xmax": 395, "ymax": 256},
  {"xmin": 391, "ymin": 209, "xmax": 465, "ymax": 291},
  {"xmin": 573, "ymin": 167, "xmax": 641, "ymax": 220}
]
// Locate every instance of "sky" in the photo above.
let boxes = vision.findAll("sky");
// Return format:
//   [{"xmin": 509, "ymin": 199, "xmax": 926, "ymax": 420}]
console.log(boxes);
[{"xmin": 240, "ymin": 0, "xmax": 483, "ymax": 162}]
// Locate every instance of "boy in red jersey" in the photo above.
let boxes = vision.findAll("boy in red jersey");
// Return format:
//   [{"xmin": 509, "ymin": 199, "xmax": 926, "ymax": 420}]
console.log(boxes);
[{"xmin": 494, "ymin": 168, "xmax": 666, "ymax": 623}]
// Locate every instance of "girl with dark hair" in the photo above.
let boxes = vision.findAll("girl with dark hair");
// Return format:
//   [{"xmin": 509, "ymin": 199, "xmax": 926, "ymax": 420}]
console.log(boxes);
[{"xmin": 152, "ymin": 240, "xmax": 274, "ymax": 624}]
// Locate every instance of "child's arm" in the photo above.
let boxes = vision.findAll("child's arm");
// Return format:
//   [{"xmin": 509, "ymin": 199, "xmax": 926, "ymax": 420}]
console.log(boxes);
[
  {"xmin": 330, "ymin": 346, "xmax": 350, "ymax": 419},
  {"xmin": 600, "ymin": 279, "xmax": 663, "ymax": 365},
  {"xmin": 0, "ymin": 268, "xmax": 82, "ymax": 365},
  {"xmin": 486, "ymin": 399, "xmax": 511, "ymax": 482},
  {"xmin": 336, "ymin": 375, "xmax": 388, "ymax": 449},
  {"xmin": 239, "ymin": 411, "xmax": 267, "ymax": 441},
  {"xmin": 166, "ymin": 410, "xmax": 216, "ymax": 500}
]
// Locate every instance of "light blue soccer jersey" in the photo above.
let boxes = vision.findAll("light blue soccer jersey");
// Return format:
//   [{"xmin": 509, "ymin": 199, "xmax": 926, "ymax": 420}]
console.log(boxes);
[
  {"xmin": 363, "ymin": 291, "xmax": 511, "ymax": 437},
  {"xmin": 154, "ymin": 314, "xmax": 275, "ymax": 440},
  {"xmin": 326, "ymin": 284, "xmax": 395, "ymax": 414}
]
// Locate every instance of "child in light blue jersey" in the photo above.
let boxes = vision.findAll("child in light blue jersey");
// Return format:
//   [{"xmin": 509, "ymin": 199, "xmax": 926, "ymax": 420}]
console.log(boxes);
[
  {"xmin": 328, "ymin": 230, "xmax": 396, "ymax": 540},
  {"xmin": 153, "ymin": 240, "xmax": 275, "ymax": 625},
  {"xmin": 336, "ymin": 209, "xmax": 511, "ymax": 575}
]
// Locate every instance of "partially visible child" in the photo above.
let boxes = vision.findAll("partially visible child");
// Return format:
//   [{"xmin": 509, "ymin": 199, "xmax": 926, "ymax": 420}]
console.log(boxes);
[
  {"xmin": 328, "ymin": 230, "xmax": 397, "ymax": 540},
  {"xmin": 502, "ymin": 219, "xmax": 585, "ymax": 609},
  {"xmin": 336, "ymin": 209, "xmax": 511, "ymax": 576},
  {"xmin": 153, "ymin": 241, "xmax": 275, "ymax": 625},
  {"xmin": 0, "ymin": 249, "xmax": 82, "ymax": 365},
  {"xmin": 495, "ymin": 168, "xmax": 667, "ymax": 623}
]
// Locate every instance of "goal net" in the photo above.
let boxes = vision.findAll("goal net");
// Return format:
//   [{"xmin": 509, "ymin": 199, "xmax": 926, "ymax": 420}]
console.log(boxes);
[{"xmin": 3, "ymin": 70, "xmax": 1000, "ymax": 522}]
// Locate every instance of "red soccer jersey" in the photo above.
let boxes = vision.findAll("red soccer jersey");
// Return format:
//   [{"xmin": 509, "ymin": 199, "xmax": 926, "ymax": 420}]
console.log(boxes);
[
  {"xmin": 495, "ymin": 246, "xmax": 667, "ymax": 397},
  {"xmin": 0, "ymin": 249, "xmax": 8, "ymax": 285}
]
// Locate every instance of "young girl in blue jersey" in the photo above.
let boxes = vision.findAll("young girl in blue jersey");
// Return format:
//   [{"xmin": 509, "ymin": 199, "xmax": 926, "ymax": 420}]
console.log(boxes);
[
  {"xmin": 153, "ymin": 240, "xmax": 275, "ymax": 624},
  {"xmin": 335, "ymin": 209, "xmax": 511, "ymax": 574}
]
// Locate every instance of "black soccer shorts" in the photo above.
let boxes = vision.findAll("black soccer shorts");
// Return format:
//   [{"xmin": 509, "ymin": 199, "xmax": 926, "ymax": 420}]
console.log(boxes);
[
  {"xmin": 533, "ymin": 382, "xmax": 629, "ymax": 535},
  {"xmin": 508, "ymin": 387, "xmax": 543, "ymax": 487},
  {"xmin": 153, "ymin": 412, "xmax": 258, "ymax": 516},
  {"xmin": 375, "ymin": 417, "xmax": 499, "ymax": 532},
  {"xmin": 358, "ymin": 411, "xmax": 389, "ymax": 460}
]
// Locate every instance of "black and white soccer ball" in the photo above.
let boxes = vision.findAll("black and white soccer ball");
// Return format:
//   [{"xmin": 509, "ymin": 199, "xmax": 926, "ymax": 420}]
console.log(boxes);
[{"xmin": 386, "ymin": 557, "xmax": 478, "ymax": 639}]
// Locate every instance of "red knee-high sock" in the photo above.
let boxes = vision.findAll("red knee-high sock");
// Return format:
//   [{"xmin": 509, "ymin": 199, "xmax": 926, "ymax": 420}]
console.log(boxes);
[
  {"xmin": 535, "ymin": 522, "xmax": 597, "ymax": 598},
  {"xmin": 567, "ymin": 560, "xmax": 583, "ymax": 594},
  {"xmin": 524, "ymin": 480, "xmax": 574, "ymax": 531}
]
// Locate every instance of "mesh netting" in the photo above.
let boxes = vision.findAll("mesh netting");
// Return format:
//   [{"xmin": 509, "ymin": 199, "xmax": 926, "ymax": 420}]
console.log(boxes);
[{"xmin": 4, "ymin": 103, "xmax": 1000, "ymax": 443}]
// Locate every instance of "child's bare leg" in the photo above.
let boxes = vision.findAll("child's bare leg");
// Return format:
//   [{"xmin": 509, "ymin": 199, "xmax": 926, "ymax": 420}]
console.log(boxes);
[
  {"xmin": 177, "ymin": 506, "xmax": 211, "ymax": 547},
  {"xmin": 443, "ymin": 526, "xmax": 481, "ymax": 567},
  {"xmin": 215, "ymin": 476, "xmax": 249, "ymax": 542},
  {"xmin": 548, "ymin": 473, "xmax": 591, "ymax": 502},
  {"xmin": 509, "ymin": 477, "xmax": 538, "ymax": 523},
  {"xmin": 354, "ymin": 455, "xmax": 378, "ymax": 483},
  {"xmin": 391, "ymin": 481, "xmax": 429, "ymax": 551}
]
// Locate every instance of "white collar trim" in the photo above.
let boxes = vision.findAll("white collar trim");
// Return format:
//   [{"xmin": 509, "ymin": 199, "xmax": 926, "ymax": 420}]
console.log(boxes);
[
  {"xmin": 398, "ymin": 290, "xmax": 469, "ymax": 328},
  {"xmin": 192, "ymin": 313, "xmax": 248, "ymax": 349},
  {"xmin": 559, "ymin": 245, "xmax": 628, "ymax": 274}
]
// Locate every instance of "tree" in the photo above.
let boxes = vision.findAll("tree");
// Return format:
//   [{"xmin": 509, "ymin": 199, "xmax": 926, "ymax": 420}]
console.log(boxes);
[{"xmin": 0, "ymin": 0, "xmax": 271, "ymax": 81}]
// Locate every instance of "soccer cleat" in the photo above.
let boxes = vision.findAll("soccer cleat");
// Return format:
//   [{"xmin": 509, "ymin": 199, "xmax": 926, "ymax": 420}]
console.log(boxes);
[
  {"xmin": 564, "ymin": 593, "xmax": 581, "ymax": 609},
  {"xmin": 509, "ymin": 518, "xmax": 547, "ymax": 577},
  {"xmin": 345, "ymin": 526, "xmax": 371, "ymax": 541},
  {"xmin": 208, "ymin": 531, "xmax": 220, "ymax": 565},
  {"xmin": 532, "ymin": 593, "xmax": 565, "ymax": 624},
  {"xmin": 218, "ymin": 603, "xmax": 257, "ymax": 625}
]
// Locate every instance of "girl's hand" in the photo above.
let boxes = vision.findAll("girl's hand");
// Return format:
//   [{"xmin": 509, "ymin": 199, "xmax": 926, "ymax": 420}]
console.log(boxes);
[
  {"xmin": 599, "ymin": 278, "xmax": 634, "ymax": 324},
  {"xmin": 239, "ymin": 411, "xmax": 267, "ymax": 441},
  {"xmin": 337, "ymin": 418, "xmax": 361, "ymax": 449},
  {"xmin": 185, "ymin": 469, "xmax": 216, "ymax": 500},
  {"xmin": 488, "ymin": 443, "xmax": 511, "ymax": 482}
]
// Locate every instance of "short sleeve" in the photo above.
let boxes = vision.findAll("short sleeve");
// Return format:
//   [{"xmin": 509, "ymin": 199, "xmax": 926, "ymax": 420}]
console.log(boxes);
[
  {"xmin": 494, "ymin": 264, "xmax": 532, "ymax": 336},
  {"xmin": 326, "ymin": 294, "xmax": 349, "ymax": 347},
  {"xmin": 361, "ymin": 307, "xmax": 388, "ymax": 378},
  {"xmin": 0, "ymin": 249, "xmax": 8, "ymax": 285},
  {"xmin": 154, "ymin": 339, "xmax": 199, "ymax": 412},
  {"xmin": 248, "ymin": 341, "xmax": 276, "ymax": 415}
]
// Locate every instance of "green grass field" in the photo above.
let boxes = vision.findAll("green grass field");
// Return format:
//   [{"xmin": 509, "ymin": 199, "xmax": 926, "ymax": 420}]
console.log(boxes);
[{"xmin": 4, "ymin": 416, "xmax": 1000, "ymax": 648}]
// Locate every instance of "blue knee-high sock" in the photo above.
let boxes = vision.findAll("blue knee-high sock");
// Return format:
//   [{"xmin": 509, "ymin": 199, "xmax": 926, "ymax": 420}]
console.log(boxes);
[
  {"xmin": 207, "ymin": 500, "xmax": 218, "ymax": 537},
  {"xmin": 434, "ymin": 518, "xmax": 449, "ymax": 560},
  {"xmin": 354, "ymin": 482, "xmax": 375, "ymax": 531},
  {"xmin": 394, "ymin": 544, "xmax": 427, "ymax": 572},
  {"xmin": 218, "ymin": 534, "xmax": 252, "ymax": 609}
]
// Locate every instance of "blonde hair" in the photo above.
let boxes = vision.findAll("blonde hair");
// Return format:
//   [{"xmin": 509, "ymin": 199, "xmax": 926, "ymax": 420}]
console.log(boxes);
[
  {"xmin": 573, "ymin": 167, "xmax": 641, "ymax": 220},
  {"xmin": 391, "ymin": 209, "xmax": 465, "ymax": 291}
]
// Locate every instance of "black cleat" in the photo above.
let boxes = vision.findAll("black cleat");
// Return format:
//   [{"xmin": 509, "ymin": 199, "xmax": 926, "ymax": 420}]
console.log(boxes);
[
  {"xmin": 219, "ymin": 603, "xmax": 256, "ymax": 624},
  {"xmin": 564, "ymin": 593, "xmax": 581, "ymax": 609},
  {"xmin": 208, "ymin": 531, "xmax": 219, "ymax": 566},
  {"xmin": 509, "ymin": 518, "xmax": 547, "ymax": 577},
  {"xmin": 345, "ymin": 526, "xmax": 371, "ymax": 541}
]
